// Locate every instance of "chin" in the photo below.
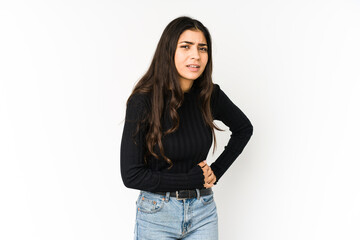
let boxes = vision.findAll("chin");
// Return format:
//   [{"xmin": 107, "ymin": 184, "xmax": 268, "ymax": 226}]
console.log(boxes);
[{"xmin": 186, "ymin": 74, "xmax": 201, "ymax": 80}]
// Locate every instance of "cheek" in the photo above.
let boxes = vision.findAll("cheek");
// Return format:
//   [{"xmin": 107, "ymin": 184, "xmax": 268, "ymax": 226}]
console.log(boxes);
[
  {"xmin": 174, "ymin": 57, "xmax": 183, "ymax": 74},
  {"xmin": 202, "ymin": 56, "xmax": 208, "ymax": 69},
  {"xmin": 204, "ymin": 54, "xmax": 209, "ymax": 63},
  {"xmin": 175, "ymin": 52, "xmax": 185, "ymax": 61},
  {"xmin": 174, "ymin": 53, "xmax": 181, "ymax": 67}
]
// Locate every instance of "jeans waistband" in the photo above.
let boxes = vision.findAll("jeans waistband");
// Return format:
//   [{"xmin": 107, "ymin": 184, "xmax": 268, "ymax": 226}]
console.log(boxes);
[{"xmin": 150, "ymin": 188, "xmax": 212, "ymax": 200}]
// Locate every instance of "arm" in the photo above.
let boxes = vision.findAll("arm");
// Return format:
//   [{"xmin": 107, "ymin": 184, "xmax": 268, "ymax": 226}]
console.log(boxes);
[
  {"xmin": 120, "ymin": 93, "xmax": 205, "ymax": 192},
  {"xmin": 210, "ymin": 84, "xmax": 254, "ymax": 185}
]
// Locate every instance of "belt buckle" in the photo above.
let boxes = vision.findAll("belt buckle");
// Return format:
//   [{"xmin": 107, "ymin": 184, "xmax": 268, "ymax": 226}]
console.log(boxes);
[{"xmin": 175, "ymin": 190, "xmax": 188, "ymax": 200}]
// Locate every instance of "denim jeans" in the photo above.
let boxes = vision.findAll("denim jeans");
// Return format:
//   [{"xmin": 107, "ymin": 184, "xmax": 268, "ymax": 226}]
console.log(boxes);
[{"xmin": 134, "ymin": 189, "xmax": 218, "ymax": 240}]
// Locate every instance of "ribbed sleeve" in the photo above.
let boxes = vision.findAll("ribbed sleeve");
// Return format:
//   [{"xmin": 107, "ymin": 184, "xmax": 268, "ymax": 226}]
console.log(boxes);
[
  {"xmin": 120, "ymin": 93, "xmax": 205, "ymax": 192},
  {"xmin": 210, "ymin": 84, "xmax": 254, "ymax": 185}
]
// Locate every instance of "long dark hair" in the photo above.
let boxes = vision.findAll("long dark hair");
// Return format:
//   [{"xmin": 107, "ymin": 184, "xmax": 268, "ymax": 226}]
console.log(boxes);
[{"xmin": 127, "ymin": 16, "xmax": 221, "ymax": 169}]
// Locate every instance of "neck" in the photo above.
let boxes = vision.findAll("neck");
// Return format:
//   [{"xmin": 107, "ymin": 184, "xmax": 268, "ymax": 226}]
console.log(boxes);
[{"xmin": 179, "ymin": 79, "xmax": 194, "ymax": 93}]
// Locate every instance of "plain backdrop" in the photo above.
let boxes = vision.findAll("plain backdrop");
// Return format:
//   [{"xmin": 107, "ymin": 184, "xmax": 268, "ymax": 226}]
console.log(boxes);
[{"xmin": 1, "ymin": 0, "xmax": 360, "ymax": 239}]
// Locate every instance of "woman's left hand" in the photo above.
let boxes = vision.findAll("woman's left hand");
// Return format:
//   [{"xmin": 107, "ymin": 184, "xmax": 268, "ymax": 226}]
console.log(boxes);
[{"xmin": 198, "ymin": 160, "xmax": 217, "ymax": 188}]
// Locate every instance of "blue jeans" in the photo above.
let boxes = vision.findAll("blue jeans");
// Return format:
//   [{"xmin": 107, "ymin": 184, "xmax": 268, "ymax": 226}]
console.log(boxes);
[{"xmin": 134, "ymin": 189, "xmax": 218, "ymax": 239}]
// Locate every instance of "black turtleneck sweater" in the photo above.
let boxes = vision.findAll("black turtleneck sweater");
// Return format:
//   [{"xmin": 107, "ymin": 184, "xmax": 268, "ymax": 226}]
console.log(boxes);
[{"xmin": 120, "ymin": 83, "xmax": 253, "ymax": 192}]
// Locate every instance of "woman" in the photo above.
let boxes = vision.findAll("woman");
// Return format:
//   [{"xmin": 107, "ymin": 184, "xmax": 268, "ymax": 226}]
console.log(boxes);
[{"xmin": 120, "ymin": 16, "xmax": 253, "ymax": 240}]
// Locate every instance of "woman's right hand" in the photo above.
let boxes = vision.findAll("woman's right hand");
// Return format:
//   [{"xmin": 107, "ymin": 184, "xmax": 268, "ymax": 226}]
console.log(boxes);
[{"xmin": 198, "ymin": 160, "xmax": 216, "ymax": 188}]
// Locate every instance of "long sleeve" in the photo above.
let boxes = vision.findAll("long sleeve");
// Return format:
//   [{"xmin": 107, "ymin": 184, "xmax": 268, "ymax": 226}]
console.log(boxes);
[
  {"xmin": 120, "ymin": 93, "xmax": 205, "ymax": 192},
  {"xmin": 210, "ymin": 84, "xmax": 254, "ymax": 185}
]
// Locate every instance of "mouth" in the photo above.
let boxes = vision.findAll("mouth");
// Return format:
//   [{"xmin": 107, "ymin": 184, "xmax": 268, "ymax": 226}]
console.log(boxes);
[
  {"xmin": 186, "ymin": 64, "xmax": 200, "ymax": 68},
  {"xmin": 186, "ymin": 64, "xmax": 200, "ymax": 72}
]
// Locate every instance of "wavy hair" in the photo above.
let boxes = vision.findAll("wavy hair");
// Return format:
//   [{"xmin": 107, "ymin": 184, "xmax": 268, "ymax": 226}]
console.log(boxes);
[{"xmin": 127, "ymin": 16, "xmax": 222, "ymax": 169}]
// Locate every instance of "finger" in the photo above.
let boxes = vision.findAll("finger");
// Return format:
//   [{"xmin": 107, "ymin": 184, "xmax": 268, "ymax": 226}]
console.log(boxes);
[
  {"xmin": 204, "ymin": 182, "xmax": 214, "ymax": 189},
  {"xmin": 204, "ymin": 174, "xmax": 215, "ymax": 186},
  {"xmin": 206, "ymin": 168, "xmax": 214, "ymax": 178},
  {"xmin": 204, "ymin": 168, "xmax": 214, "ymax": 180},
  {"xmin": 199, "ymin": 160, "xmax": 207, "ymax": 166},
  {"xmin": 207, "ymin": 172, "xmax": 216, "ymax": 184},
  {"xmin": 207, "ymin": 167, "xmax": 215, "ymax": 177},
  {"xmin": 201, "ymin": 166, "xmax": 210, "ymax": 176},
  {"xmin": 205, "ymin": 172, "xmax": 213, "ymax": 181},
  {"xmin": 204, "ymin": 182, "xmax": 212, "ymax": 189},
  {"xmin": 199, "ymin": 165, "xmax": 207, "ymax": 172},
  {"xmin": 206, "ymin": 175, "xmax": 215, "ymax": 184},
  {"xmin": 199, "ymin": 162, "xmax": 209, "ymax": 170},
  {"xmin": 203, "ymin": 173, "xmax": 212, "ymax": 186},
  {"xmin": 209, "ymin": 176, "xmax": 216, "ymax": 185}
]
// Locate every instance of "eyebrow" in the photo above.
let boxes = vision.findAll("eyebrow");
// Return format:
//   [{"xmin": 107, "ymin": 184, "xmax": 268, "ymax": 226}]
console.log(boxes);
[{"xmin": 178, "ymin": 41, "xmax": 208, "ymax": 47}]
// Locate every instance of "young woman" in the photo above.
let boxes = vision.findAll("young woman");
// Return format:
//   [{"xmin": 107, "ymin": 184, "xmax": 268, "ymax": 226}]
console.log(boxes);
[{"xmin": 120, "ymin": 16, "xmax": 253, "ymax": 240}]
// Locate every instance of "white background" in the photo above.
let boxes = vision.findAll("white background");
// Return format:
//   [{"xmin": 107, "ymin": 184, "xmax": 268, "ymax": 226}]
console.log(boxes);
[{"xmin": 1, "ymin": 0, "xmax": 360, "ymax": 239}]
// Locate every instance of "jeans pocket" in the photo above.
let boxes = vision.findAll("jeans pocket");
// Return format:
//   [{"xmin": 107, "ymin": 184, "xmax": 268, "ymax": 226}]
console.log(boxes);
[
  {"xmin": 200, "ymin": 193, "xmax": 214, "ymax": 205},
  {"xmin": 136, "ymin": 192, "xmax": 165, "ymax": 213}
]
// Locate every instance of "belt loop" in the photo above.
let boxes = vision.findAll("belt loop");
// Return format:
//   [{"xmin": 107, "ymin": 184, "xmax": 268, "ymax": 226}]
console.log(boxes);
[
  {"xmin": 165, "ymin": 192, "xmax": 170, "ymax": 202},
  {"xmin": 196, "ymin": 189, "xmax": 200, "ymax": 200}
]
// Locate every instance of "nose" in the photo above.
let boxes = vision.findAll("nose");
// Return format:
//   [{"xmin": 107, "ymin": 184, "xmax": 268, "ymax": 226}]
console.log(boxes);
[{"xmin": 190, "ymin": 48, "xmax": 200, "ymax": 60}]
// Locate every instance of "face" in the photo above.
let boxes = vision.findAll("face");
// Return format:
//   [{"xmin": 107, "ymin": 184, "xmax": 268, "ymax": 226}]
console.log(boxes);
[{"xmin": 174, "ymin": 29, "xmax": 208, "ymax": 88}]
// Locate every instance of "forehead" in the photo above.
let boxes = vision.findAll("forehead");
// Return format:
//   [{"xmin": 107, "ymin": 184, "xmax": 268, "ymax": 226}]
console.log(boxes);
[{"xmin": 177, "ymin": 30, "xmax": 207, "ymax": 43}]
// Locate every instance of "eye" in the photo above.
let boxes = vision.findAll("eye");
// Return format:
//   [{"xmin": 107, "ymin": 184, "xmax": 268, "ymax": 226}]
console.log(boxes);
[
  {"xmin": 180, "ymin": 45, "xmax": 189, "ymax": 49},
  {"xmin": 200, "ymin": 47, "xmax": 208, "ymax": 52}
]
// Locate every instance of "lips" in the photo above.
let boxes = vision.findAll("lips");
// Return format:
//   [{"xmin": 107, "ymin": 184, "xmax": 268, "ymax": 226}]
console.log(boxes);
[
  {"xmin": 186, "ymin": 64, "xmax": 200, "ymax": 72},
  {"xmin": 186, "ymin": 64, "xmax": 200, "ymax": 68}
]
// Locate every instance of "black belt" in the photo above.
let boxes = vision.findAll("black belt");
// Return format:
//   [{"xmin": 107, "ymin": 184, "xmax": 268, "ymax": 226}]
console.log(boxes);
[{"xmin": 152, "ymin": 188, "xmax": 213, "ymax": 200}]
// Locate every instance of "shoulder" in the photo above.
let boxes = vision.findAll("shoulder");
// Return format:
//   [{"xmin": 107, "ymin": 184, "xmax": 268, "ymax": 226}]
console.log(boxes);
[
  {"xmin": 210, "ymin": 83, "xmax": 221, "ymax": 118},
  {"xmin": 210, "ymin": 83, "xmax": 221, "ymax": 107},
  {"xmin": 125, "ymin": 92, "xmax": 151, "ymax": 120},
  {"xmin": 127, "ymin": 92, "xmax": 151, "ymax": 110},
  {"xmin": 211, "ymin": 83, "xmax": 235, "ymax": 120},
  {"xmin": 212, "ymin": 83, "xmax": 220, "ymax": 96}
]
